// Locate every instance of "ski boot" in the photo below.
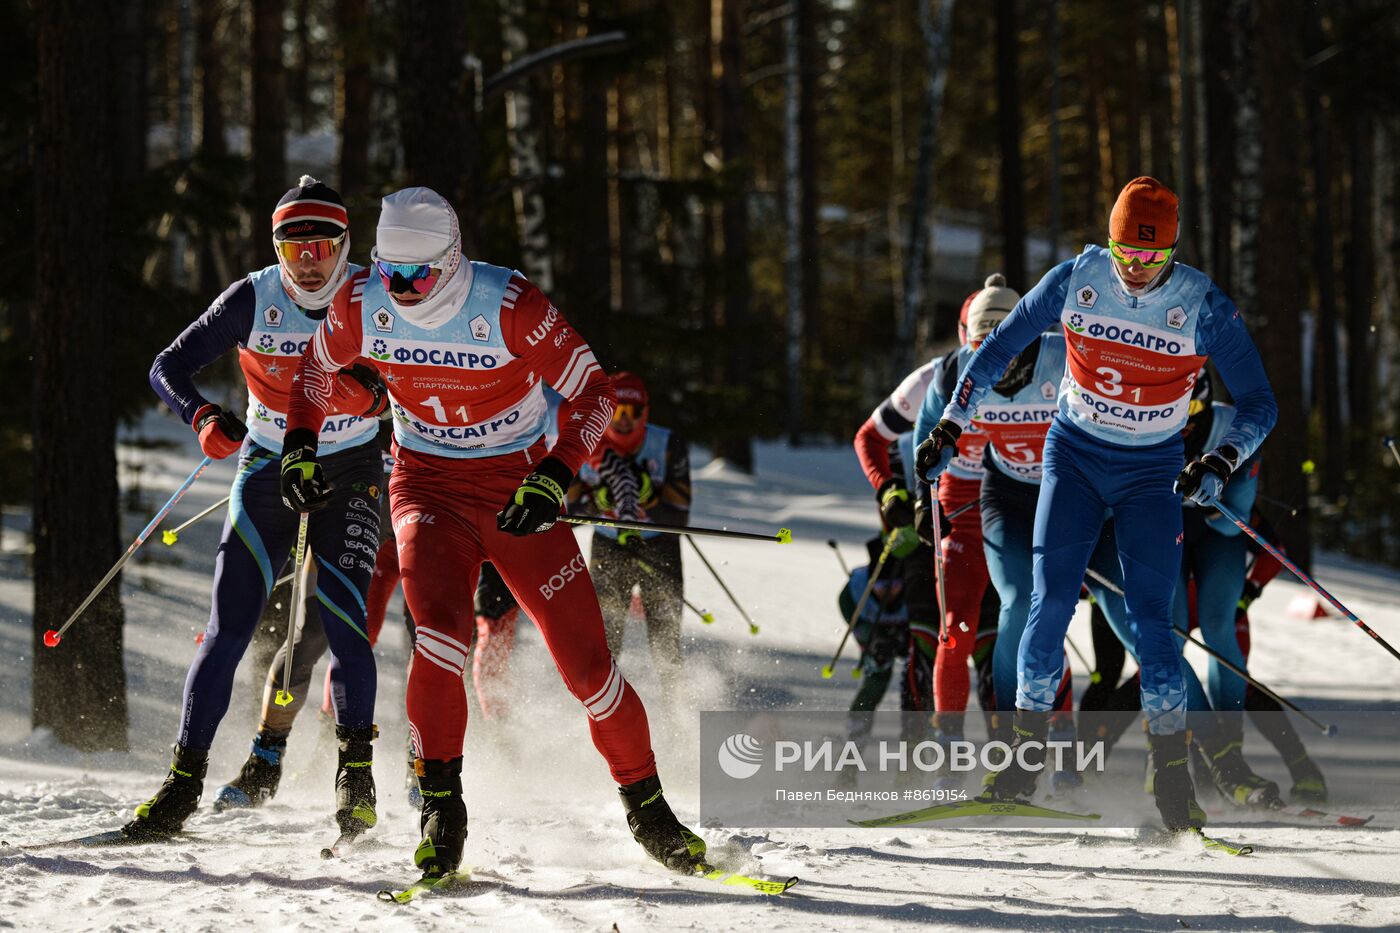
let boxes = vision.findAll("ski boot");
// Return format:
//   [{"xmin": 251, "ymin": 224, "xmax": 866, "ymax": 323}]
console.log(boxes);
[
  {"xmin": 1197, "ymin": 731, "xmax": 1281, "ymax": 808},
  {"xmin": 1047, "ymin": 719, "xmax": 1083, "ymax": 795},
  {"xmin": 123, "ymin": 745, "xmax": 208, "ymax": 839},
  {"xmin": 1147, "ymin": 730, "xmax": 1206, "ymax": 832},
  {"xmin": 213, "ymin": 732, "xmax": 287, "ymax": 812},
  {"xmin": 619, "ymin": 775, "xmax": 707, "ymax": 874},
  {"xmin": 1286, "ymin": 753, "xmax": 1327, "ymax": 803},
  {"xmin": 334, "ymin": 726, "xmax": 378, "ymax": 838},
  {"xmin": 414, "ymin": 757, "xmax": 468, "ymax": 877},
  {"xmin": 977, "ymin": 709, "xmax": 1048, "ymax": 803}
]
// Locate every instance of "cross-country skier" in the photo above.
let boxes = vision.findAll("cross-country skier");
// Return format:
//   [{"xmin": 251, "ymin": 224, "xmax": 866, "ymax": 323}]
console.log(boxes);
[
  {"xmin": 282, "ymin": 187, "xmax": 704, "ymax": 882},
  {"xmin": 920, "ymin": 177, "xmax": 1278, "ymax": 832},
  {"xmin": 570, "ymin": 372, "xmax": 692, "ymax": 692},
  {"xmin": 915, "ymin": 274, "xmax": 1116, "ymax": 792},
  {"xmin": 132, "ymin": 176, "xmax": 388, "ymax": 841},
  {"xmin": 852, "ymin": 292, "xmax": 991, "ymax": 746}
]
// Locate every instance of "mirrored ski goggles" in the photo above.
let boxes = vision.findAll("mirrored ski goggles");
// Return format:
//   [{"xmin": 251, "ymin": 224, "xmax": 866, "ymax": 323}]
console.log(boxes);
[
  {"xmin": 372, "ymin": 257, "xmax": 442, "ymax": 295},
  {"xmin": 274, "ymin": 233, "xmax": 345, "ymax": 263},
  {"xmin": 1108, "ymin": 240, "xmax": 1174, "ymax": 268},
  {"xmin": 612, "ymin": 403, "xmax": 644, "ymax": 422}
]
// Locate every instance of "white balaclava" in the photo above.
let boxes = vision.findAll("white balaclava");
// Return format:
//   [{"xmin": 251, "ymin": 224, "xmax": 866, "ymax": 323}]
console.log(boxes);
[{"xmin": 374, "ymin": 187, "xmax": 473, "ymax": 328}]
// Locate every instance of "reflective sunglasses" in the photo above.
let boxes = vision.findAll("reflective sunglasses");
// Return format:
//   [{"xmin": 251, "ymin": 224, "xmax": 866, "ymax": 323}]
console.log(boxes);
[
  {"xmin": 1108, "ymin": 239, "xmax": 1174, "ymax": 268},
  {"xmin": 612, "ymin": 403, "xmax": 644, "ymax": 422},
  {"xmin": 274, "ymin": 233, "xmax": 345, "ymax": 263},
  {"xmin": 373, "ymin": 257, "xmax": 442, "ymax": 295}
]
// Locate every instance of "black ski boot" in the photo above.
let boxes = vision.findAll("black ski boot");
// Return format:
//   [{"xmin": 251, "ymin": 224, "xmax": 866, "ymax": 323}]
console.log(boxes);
[
  {"xmin": 1197, "ymin": 729, "xmax": 1281, "ymax": 808},
  {"xmin": 977, "ymin": 709, "xmax": 1048, "ymax": 803},
  {"xmin": 414, "ymin": 758, "xmax": 467, "ymax": 877},
  {"xmin": 213, "ymin": 731, "xmax": 287, "ymax": 812},
  {"xmin": 124, "ymin": 745, "xmax": 208, "ymax": 839},
  {"xmin": 1147, "ymin": 730, "xmax": 1206, "ymax": 832},
  {"xmin": 1287, "ymin": 753, "xmax": 1327, "ymax": 803},
  {"xmin": 334, "ymin": 726, "xmax": 378, "ymax": 838},
  {"xmin": 619, "ymin": 775, "xmax": 706, "ymax": 874}
]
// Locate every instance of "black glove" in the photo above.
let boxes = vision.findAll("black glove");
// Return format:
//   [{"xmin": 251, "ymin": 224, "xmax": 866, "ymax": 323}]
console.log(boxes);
[
  {"xmin": 877, "ymin": 480, "xmax": 915, "ymax": 528},
  {"xmin": 913, "ymin": 489, "xmax": 949, "ymax": 547},
  {"xmin": 1175, "ymin": 446, "xmax": 1237, "ymax": 508},
  {"xmin": 1238, "ymin": 578, "xmax": 1264, "ymax": 611},
  {"xmin": 915, "ymin": 420, "xmax": 962, "ymax": 482},
  {"xmin": 497, "ymin": 456, "xmax": 572, "ymax": 536},
  {"xmin": 280, "ymin": 428, "xmax": 333, "ymax": 512}
]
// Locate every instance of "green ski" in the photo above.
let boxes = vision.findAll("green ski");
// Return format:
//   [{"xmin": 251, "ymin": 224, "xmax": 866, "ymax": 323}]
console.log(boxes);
[
  {"xmin": 694, "ymin": 862, "xmax": 799, "ymax": 894},
  {"xmin": 1194, "ymin": 828, "xmax": 1253, "ymax": 856},
  {"xmin": 377, "ymin": 869, "xmax": 469, "ymax": 904},
  {"xmin": 849, "ymin": 799, "xmax": 1101, "ymax": 828}
]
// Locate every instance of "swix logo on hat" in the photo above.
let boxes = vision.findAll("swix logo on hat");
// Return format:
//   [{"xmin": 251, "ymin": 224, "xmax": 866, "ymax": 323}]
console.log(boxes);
[{"xmin": 284, "ymin": 222, "xmax": 317, "ymax": 236}]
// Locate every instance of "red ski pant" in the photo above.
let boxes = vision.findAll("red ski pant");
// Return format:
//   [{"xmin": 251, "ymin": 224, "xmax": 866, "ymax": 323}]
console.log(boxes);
[
  {"xmin": 933, "ymin": 475, "xmax": 991, "ymax": 722},
  {"xmin": 391, "ymin": 441, "xmax": 656, "ymax": 785}
]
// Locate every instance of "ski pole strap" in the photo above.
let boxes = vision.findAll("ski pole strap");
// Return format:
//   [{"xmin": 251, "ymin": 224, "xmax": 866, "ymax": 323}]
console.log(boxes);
[
  {"xmin": 1215, "ymin": 503, "xmax": 1400, "ymax": 664},
  {"xmin": 560, "ymin": 514, "xmax": 791, "ymax": 544},
  {"xmin": 46, "ymin": 456, "xmax": 213, "ymax": 646}
]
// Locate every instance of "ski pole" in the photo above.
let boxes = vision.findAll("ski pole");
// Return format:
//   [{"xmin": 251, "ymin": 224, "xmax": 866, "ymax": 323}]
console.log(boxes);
[
  {"xmin": 946, "ymin": 496, "xmax": 982, "ymax": 522},
  {"xmin": 1384, "ymin": 436, "xmax": 1400, "ymax": 469},
  {"xmin": 632, "ymin": 553, "xmax": 716, "ymax": 624},
  {"xmin": 275, "ymin": 513, "xmax": 311, "ymax": 707},
  {"xmin": 1082, "ymin": 566, "xmax": 1338, "ymax": 735},
  {"xmin": 161, "ymin": 494, "xmax": 231, "ymax": 546},
  {"xmin": 821, "ymin": 535, "xmax": 896, "ymax": 678},
  {"xmin": 44, "ymin": 456, "xmax": 213, "ymax": 648},
  {"xmin": 1215, "ymin": 502, "xmax": 1400, "ymax": 665},
  {"xmin": 827, "ymin": 539, "xmax": 852, "ymax": 576},
  {"xmin": 1065, "ymin": 634, "xmax": 1099, "ymax": 685},
  {"xmin": 928, "ymin": 482, "xmax": 952, "ymax": 646},
  {"xmin": 562, "ymin": 514, "xmax": 792, "ymax": 545},
  {"xmin": 685, "ymin": 534, "xmax": 760, "ymax": 634}
]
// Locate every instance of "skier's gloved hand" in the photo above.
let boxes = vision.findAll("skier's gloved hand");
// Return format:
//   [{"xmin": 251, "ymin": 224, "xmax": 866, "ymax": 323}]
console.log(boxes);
[
  {"xmin": 192, "ymin": 404, "xmax": 247, "ymax": 460},
  {"xmin": 280, "ymin": 429, "xmax": 333, "ymax": 512},
  {"xmin": 1238, "ymin": 578, "xmax": 1264, "ymax": 611},
  {"xmin": 497, "ymin": 456, "xmax": 572, "ymax": 536},
  {"xmin": 1175, "ymin": 445, "xmax": 1238, "ymax": 508},
  {"xmin": 330, "ymin": 363, "xmax": 389, "ymax": 418},
  {"xmin": 878, "ymin": 481, "xmax": 919, "ymax": 558},
  {"xmin": 915, "ymin": 420, "xmax": 962, "ymax": 482},
  {"xmin": 912, "ymin": 489, "xmax": 948, "ymax": 547}
]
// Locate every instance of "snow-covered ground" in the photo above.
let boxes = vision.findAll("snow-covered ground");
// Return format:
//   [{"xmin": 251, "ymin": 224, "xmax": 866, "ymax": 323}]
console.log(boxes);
[{"xmin": 2, "ymin": 411, "xmax": 1399, "ymax": 931}]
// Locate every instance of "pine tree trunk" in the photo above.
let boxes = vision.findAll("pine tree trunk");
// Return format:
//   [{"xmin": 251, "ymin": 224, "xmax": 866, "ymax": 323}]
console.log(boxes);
[
  {"xmin": 1345, "ymin": 112, "xmax": 1375, "ymax": 476},
  {"xmin": 33, "ymin": 0, "xmax": 129, "ymax": 752},
  {"xmin": 1252, "ymin": 0, "xmax": 1312, "ymax": 568},
  {"xmin": 290, "ymin": 0, "xmax": 312, "ymax": 133},
  {"xmin": 111, "ymin": 0, "xmax": 148, "ymax": 186},
  {"xmin": 1303, "ymin": 4, "xmax": 1343, "ymax": 496},
  {"xmin": 395, "ymin": 0, "xmax": 475, "ymax": 251},
  {"xmin": 198, "ymin": 0, "xmax": 226, "ymax": 158},
  {"xmin": 337, "ymin": 0, "xmax": 371, "ymax": 197},
  {"xmin": 252, "ymin": 0, "xmax": 287, "ymax": 253},
  {"xmin": 995, "ymin": 0, "xmax": 1026, "ymax": 290},
  {"xmin": 714, "ymin": 0, "xmax": 752, "ymax": 471},
  {"xmin": 1202, "ymin": 0, "xmax": 1234, "ymax": 292},
  {"xmin": 500, "ymin": 0, "xmax": 555, "ymax": 291}
]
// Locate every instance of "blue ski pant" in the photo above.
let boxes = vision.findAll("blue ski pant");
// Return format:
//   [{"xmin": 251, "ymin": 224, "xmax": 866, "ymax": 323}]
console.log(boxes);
[
  {"xmin": 980, "ymin": 460, "xmax": 1128, "ymax": 712},
  {"xmin": 177, "ymin": 440, "xmax": 381, "ymax": 750},
  {"xmin": 1018, "ymin": 419, "xmax": 1189, "ymax": 735},
  {"xmin": 1176, "ymin": 512, "xmax": 1251, "ymax": 713}
]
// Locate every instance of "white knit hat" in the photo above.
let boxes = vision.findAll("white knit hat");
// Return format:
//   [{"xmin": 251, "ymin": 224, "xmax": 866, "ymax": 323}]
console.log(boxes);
[
  {"xmin": 373, "ymin": 186, "xmax": 468, "ymax": 322},
  {"xmin": 966, "ymin": 273, "xmax": 1020, "ymax": 343}
]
